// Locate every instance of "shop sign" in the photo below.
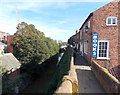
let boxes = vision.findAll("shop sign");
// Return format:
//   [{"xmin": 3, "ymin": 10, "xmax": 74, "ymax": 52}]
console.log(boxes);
[{"xmin": 92, "ymin": 32, "xmax": 98, "ymax": 58}]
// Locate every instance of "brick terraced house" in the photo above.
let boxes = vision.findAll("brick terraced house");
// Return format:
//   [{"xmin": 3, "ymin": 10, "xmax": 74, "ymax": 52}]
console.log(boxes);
[{"xmin": 71, "ymin": 0, "xmax": 120, "ymax": 80}]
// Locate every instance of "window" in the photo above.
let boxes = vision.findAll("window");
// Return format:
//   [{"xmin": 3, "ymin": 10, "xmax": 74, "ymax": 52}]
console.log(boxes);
[
  {"xmin": 88, "ymin": 21, "xmax": 90, "ymax": 28},
  {"xmin": 106, "ymin": 16, "xmax": 117, "ymax": 26},
  {"xmin": 83, "ymin": 26, "xmax": 86, "ymax": 32},
  {"xmin": 80, "ymin": 31, "xmax": 82, "ymax": 40},
  {"xmin": 84, "ymin": 41, "xmax": 88, "ymax": 54},
  {"xmin": 97, "ymin": 40, "xmax": 109, "ymax": 59}
]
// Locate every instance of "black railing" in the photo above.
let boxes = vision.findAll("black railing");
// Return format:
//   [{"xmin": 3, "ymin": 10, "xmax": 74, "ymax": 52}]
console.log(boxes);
[{"xmin": 104, "ymin": 60, "xmax": 119, "ymax": 80}]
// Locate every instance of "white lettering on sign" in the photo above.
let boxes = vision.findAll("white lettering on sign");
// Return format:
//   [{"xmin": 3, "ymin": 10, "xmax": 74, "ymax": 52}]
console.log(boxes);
[
  {"xmin": 93, "ymin": 52, "xmax": 96, "ymax": 55},
  {"xmin": 92, "ymin": 32, "xmax": 98, "ymax": 58},
  {"xmin": 93, "ymin": 39, "xmax": 98, "ymax": 43},
  {"xmin": 93, "ymin": 47, "xmax": 97, "ymax": 51},
  {"xmin": 93, "ymin": 44, "xmax": 97, "ymax": 47},
  {"xmin": 93, "ymin": 35, "xmax": 97, "ymax": 39}
]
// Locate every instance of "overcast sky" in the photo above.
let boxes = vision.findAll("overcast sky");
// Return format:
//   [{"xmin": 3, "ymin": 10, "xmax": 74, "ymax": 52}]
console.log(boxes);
[{"xmin": 0, "ymin": 0, "xmax": 113, "ymax": 42}]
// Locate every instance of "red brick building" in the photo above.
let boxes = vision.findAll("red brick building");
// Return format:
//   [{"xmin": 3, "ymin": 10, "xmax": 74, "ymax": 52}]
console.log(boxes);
[
  {"xmin": 0, "ymin": 31, "xmax": 10, "ymax": 54},
  {"xmin": 73, "ymin": 30, "xmax": 80, "ymax": 50},
  {"xmin": 72, "ymin": 0, "xmax": 120, "ymax": 79},
  {"xmin": 6, "ymin": 35, "xmax": 14, "ymax": 54},
  {"xmin": 0, "ymin": 31, "xmax": 10, "ymax": 42}
]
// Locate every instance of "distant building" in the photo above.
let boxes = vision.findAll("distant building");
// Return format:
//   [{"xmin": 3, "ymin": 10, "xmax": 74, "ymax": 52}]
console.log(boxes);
[
  {"xmin": 0, "ymin": 31, "xmax": 10, "ymax": 42},
  {"xmin": 57, "ymin": 40, "xmax": 62, "ymax": 43},
  {"xmin": 6, "ymin": 35, "xmax": 14, "ymax": 54},
  {"xmin": 0, "ymin": 31, "xmax": 15, "ymax": 54},
  {"xmin": 0, "ymin": 53, "xmax": 21, "ymax": 79},
  {"xmin": 0, "ymin": 31, "xmax": 10, "ymax": 54},
  {"xmin": 0, "ymin": 42, "xmax": 7, "ymax": 54}
]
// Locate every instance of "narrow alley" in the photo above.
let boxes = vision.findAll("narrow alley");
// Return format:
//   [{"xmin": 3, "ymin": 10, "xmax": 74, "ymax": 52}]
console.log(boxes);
[{"xmin": 74, "ymin": 53, "xmax": 106, "ymax": 93}]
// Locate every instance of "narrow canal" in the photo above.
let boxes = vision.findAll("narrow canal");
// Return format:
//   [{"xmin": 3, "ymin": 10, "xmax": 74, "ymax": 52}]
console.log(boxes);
[
  {"xmin": 22, "ymin": 63, "xmax": 56, "ymax": 93},
  {"xmin": 21, "ymin": 53, "xmax": 63, "ymax": 94}
]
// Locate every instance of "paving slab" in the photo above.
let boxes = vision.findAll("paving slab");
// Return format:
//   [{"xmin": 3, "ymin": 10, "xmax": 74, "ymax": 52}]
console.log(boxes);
[{"xmin": 74, "ymin": 53, "xmax": 106, "ymax": 93}]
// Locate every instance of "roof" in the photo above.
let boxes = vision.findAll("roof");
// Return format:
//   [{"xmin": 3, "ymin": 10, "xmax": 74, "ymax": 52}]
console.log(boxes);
[
  {"xmin": 79, "ymin": 0, "xmax": 120, "ymax": 31},
  {"xmin": 0, "ymin": 53, "xmax": 21, "ymax": 72},
  {"xmin": 79, "ymin": 13, "xmax": 93, "ymax": 30}
]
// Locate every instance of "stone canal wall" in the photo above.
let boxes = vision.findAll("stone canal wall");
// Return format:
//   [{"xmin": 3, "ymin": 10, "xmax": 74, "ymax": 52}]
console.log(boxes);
[
  {"xmin": 55, "ymin": 47, "xmax": 78, "ymax": 94},
  {"xmin": 91, "ymin": 60, "xmax": 120, "ymax": 94}
]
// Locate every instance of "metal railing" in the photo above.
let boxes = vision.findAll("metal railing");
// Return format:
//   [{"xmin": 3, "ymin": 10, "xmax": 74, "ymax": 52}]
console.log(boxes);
[{"xmin": 104, "ymin": 60, "xmax": 119, "ymax": 80}]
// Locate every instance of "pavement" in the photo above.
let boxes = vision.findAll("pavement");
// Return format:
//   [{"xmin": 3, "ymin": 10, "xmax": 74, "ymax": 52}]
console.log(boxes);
[{"xmin": 74, "ymin": 52, "xmax": 106, "ymax": 93}]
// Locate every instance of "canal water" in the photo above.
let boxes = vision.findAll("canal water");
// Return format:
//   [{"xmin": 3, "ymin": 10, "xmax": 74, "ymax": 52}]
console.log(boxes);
[{"xmin": 56, "ymin": 53, "xmax": 64, "ymax": 66}]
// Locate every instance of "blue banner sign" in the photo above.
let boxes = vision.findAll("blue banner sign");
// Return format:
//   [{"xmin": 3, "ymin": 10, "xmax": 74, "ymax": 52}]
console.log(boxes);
[{"xmin": 92, "ymin": 32, "xmax": 98, "ymax": 58}]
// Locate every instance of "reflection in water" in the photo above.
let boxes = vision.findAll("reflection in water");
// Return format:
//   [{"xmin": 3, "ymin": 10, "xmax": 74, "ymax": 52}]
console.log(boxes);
[{"xmin": 56, "ymin": 53, "xmax": 64, "ymax": 66}]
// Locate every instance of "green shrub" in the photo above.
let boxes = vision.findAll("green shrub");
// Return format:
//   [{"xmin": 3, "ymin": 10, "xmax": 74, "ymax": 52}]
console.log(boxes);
[{"xmin": 13, "ymin": 22, "xmax": 59, "ymax": 64}]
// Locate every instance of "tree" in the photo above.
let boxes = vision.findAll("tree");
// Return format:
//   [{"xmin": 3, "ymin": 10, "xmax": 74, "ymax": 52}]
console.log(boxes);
[
  {"xmin": 45, "ymin": 37, "xmax": 59, "ymax": 56},
  {"xmin": 13, "ymin": 22, "xmax": 59, "ymax": 64}
]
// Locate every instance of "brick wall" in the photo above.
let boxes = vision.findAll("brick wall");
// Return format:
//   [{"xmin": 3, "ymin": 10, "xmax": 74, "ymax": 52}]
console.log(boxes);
[
  {"xmin": 117, "ymin": 2, "xmax": 120, "ymax": 82},
  {"xmin": 75, "ymin": 32, "xmax": 80, "ymax": 50},
  {"xmin": 118, "ymin": 2, "xmax": 120, "ymax": 65},
  {"xmin": 92, "ymin": 61, "xmax": 120, "ymax": 93},
  {"xmin": 4, "ymin": 36, "xmax": 7, "ymax": 42},
  {"xmin": 82, "ymin": 16, "xmax": 93, "ymax": 63},
  {"xmin": 72, "ymin": 1, "xmax": 120, "ymax": 69},
  {"xmin": 92, "ymin": 1, "xmax": 119, "ymax": 66},
  {"xmin": 8, "ymin": 69, "xmax": 20, "ymax": 79},
  {"xmin": 6, "ymin": 36, "xmax": 14, "ymax": 54}
]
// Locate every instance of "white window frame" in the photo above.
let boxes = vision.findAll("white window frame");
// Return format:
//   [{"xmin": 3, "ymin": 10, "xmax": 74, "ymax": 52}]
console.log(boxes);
[
  {"xmin": 80, "ymin": 31, "xmax": 82, "ymax": 40},
  {"xmin": 76, "ymin": 44, "xmax": 78, "ymax": 49},
  {"xmin": 97, "ymin": 40, "xmax": 109, "ymax": 59},
  {"xmin": 84, "ymin": 41, "xmax": 88, "ymax": 55},
  {"xmin": 83, "ymin": 26, "xmax": 85, "ymax": 32},
  {"xmin": 106, "ymin": 16, "xmax": 117, "ymax": 26},
  {"xmin": 88, "ymin": 21, "xmax": 90, "ymax": 28},
  {"xmin": 80, "ymin": 43, "xmax": 83, "ymax": 56}
]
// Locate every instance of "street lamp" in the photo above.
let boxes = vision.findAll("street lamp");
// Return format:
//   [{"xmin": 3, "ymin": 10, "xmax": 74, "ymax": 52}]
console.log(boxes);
[{"xmin": 84, "ymin": 26, "xmax": 89, "ymax": 33}]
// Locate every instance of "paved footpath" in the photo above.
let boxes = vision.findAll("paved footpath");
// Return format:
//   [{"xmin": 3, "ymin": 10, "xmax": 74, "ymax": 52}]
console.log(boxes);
[{"xmin": 74, "ymin": 53, "xmax": 106, "ymax": 93}]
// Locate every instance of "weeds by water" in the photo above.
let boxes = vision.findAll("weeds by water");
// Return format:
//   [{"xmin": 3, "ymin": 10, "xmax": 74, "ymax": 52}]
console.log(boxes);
[{"xmin": 45, "ymin": 47, "xmax": 71, "ymax": 94}]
